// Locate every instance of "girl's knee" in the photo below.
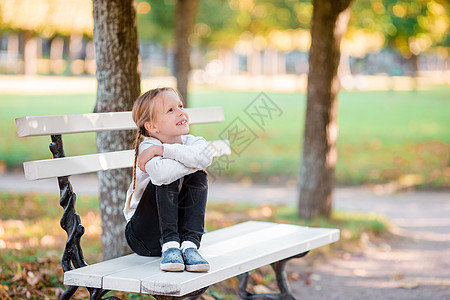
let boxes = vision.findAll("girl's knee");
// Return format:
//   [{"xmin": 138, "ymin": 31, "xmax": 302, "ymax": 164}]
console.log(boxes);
[
  {"xmin": 155, "ymin": 179, "xmax": 180, "ymax": 190},
  {"xmin": 184, "ymin": 171, "xmax": 207, "ymax": 189},
  {"xmin": 191, "ymin": 170, "xmax": 208, "ymax": 181}
]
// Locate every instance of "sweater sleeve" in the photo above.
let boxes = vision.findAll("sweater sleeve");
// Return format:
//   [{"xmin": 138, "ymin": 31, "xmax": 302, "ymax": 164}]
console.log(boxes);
[
  {"xmin": 139, "ymin": 138, "xmax": 195, "ymax": 186},
  {"xmin": 162, "ymin": 135, "xmax": 213, "ymax": 169},
  {"xmin": 144, "ymin": 157, "xmax": 197, "ymax": 186}
]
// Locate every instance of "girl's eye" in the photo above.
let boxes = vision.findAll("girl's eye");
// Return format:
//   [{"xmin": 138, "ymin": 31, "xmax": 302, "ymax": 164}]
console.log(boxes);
[
  {"xmin": 179, "ymin": 105, "xmax": 183, "ymax": 109},
  {"xmin": 168, "ymin": 108, "xmax": 173, "ymax": 113}
]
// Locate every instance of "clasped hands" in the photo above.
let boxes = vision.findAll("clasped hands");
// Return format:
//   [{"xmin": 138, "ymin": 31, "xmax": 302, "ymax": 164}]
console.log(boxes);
[
  {"xmin": 137, "ymin": 145, "xmax": 163, "ymax": 172},
  {"xmin": 138, "ymin": 145, "xmax": 206, "ymax": 173}
]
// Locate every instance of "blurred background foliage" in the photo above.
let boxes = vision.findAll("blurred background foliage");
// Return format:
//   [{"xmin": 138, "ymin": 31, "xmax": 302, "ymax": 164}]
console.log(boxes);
[
  {"xmin": 0, "ymin": 0, "xmax": 448, "ymax": 188},
  {"xmin": 0, "ymin": 0, "xmax": 448, "ymax": 76}
]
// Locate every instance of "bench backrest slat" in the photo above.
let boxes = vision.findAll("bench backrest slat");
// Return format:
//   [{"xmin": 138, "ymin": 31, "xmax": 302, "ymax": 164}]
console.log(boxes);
[
  {"xmin": 15, "ymin": 107, "xmax": 224, "ymax": 137},
  {"xmin": 23, "ymin": 140, "xmax": 230, "ymax": 180}
]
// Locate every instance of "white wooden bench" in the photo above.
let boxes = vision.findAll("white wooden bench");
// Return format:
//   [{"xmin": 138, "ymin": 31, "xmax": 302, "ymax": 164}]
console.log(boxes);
[{"xmin": 15, "ymin": 106, "xmax": 340, "ymax": 300}]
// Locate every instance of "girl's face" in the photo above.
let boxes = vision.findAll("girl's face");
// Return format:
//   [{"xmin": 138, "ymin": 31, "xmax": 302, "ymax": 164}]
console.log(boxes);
[{"xmin": 148, "ymin": 90, "xmax": 189, "ymax": 143}]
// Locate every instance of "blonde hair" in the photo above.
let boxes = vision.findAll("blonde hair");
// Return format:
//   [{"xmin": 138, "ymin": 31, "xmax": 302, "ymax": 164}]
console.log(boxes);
[{"xmin": 126, "ymin": 87, "xmax": 183, "ymax": 212}]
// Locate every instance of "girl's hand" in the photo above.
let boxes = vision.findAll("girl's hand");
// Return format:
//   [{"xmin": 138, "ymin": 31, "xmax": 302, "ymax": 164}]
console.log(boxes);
[{"xmin": 138, "ymin": 145, "xmax": 163, "ymax": 172}]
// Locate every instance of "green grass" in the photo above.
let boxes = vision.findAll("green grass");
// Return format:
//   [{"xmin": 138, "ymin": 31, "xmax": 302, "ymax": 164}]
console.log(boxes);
[
  {"xmin": 2, "ymin": 93, "xmax": 98, "ymax": 165},
  {"xmin": 2, "ymin": 86, "xmax": 449, "ymax": 186}
]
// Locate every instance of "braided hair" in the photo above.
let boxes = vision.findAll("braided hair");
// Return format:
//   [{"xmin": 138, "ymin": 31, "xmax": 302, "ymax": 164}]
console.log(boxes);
[{"xmin": 125, "ymin": 87, "xmax": 184, "ymax": 212}]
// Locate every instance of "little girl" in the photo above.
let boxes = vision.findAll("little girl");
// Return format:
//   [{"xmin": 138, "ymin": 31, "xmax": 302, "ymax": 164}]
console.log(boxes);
[{"xmin": 124, "ymin": 87, "xmax": 213, "ymax": 272}]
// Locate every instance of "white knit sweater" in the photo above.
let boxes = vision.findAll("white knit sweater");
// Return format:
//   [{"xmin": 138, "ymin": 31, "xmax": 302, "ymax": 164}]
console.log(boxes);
[{"xmin": 123, "ymin": 134, "xmax": 213, "ymax": 222}]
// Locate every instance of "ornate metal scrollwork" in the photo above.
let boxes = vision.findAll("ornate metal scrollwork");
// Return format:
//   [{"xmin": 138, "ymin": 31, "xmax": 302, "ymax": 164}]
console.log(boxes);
[
  {"xmin": 49, "ymin": 135, "xmax": 119, "ymax": 300},
  {"xmin": 238, "ymin": 252, "xmax": 310, "ymax": 300}
]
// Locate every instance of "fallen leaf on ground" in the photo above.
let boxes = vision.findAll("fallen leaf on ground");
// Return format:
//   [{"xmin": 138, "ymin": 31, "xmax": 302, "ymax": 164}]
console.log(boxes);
[
  {"xmin": 201, "ymin": 294, "xmax": 215, "ymax": 300},
  {"xmin": 353, "ymin": 268, "xmax": 368, "ymax": 277},
  {"xmin": 26, "ymin": 271, "xmax": 39, "ymax": 286},
  {"xmin": 251, "ymin": 272, "xmax": 264, "ymax": 284},
  {"xmin": 253, "ymin": 284, "xmax": 272, "ymax": 294},
  {"xmin": 400, "ymin": 281, "xmax": 420, "ymax": 289},
  {"xmin": 288, "ymin": 272, "xmax": 300, "ymax": 282}
]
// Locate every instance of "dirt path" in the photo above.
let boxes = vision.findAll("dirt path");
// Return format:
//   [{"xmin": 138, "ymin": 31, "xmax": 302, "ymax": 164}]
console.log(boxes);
[
  {"xmin": 288, "ymin": 233, "xmax": 449, "ymax": 299},
  {"xmin": 288, "ymin": 189, "xmax": 450, "ymax": 300}
]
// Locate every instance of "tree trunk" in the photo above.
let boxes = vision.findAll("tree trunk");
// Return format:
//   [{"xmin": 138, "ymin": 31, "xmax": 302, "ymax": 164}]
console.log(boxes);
[
  {"xmin": 23, "ymin": 31, "xmax": 37, "ymax": 75},
  {"xmin": 408, "ymin": 53, "xmax": 419, "ymax": 90},
  {"xmin": 6, "ymin": 34, "xmax": 19, "ymax": 73},
  {"xmin": 92, "ymin": 0, "xmax": 141, "ymax": 260},
  {"xmin": 68, "ymin": 33, "xmax": 83, "ymax": 75},
  {"xmin": 174, "ymin": 0, "xmax": 200, "ymax": 107},
  {"xmin": 248, "ymin": 48, "xmax": 262, "ymax": 77},
  {"xmin": 278, "ymin": 51, "xmax": 286, "ymax": 75},
  {"xmin": 8, "ymin": 33, "xmax": 19, "ymax": 54},
  {"xmin": 50, "ymin": 36, "xmax": 65, "ymax": 74},
  {"xmin": 298, "ymin": 0, "xmax": 353, "ymax": 220}
]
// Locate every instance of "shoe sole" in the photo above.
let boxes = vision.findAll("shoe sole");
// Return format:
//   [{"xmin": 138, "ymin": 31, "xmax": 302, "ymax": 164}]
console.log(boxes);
[
  {"xmin": 160, "ymin": 262, "xmax": 184, "ymax": 272},
  {"xmin": 185, "ymin": 264, "xmax": 210, "ymax": 272}
]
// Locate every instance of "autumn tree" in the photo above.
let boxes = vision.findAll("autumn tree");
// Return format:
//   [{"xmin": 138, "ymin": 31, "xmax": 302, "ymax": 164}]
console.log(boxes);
[
  {"xmin": 0, "ymin": 0, "xmax": 93, "ymax": 75},
  {"xmin": 298, "ymin": 0, "xmax": 353, "ymax": 219},
  {"xmin": 347, "ymin": 0, "xmax": 449, "ymax": 76},
  {"xmin": 92, "ymin": 0, "xmax": 141, "ymax": 259},
  {"xmin": 174, "ymin": 0, "xmax": 200, "ymax": 106}
]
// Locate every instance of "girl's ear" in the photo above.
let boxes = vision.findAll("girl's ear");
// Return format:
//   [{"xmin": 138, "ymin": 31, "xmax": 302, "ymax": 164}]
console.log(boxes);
[{"xmin": 144, "ymin": 121, "xmax": 154, "ymax": 134}]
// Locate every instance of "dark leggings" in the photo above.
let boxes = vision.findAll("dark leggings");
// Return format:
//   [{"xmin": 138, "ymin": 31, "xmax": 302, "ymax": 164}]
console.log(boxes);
[{"xmin": 125, "ymin": 170, "xmax": 208, "ymax": 257}]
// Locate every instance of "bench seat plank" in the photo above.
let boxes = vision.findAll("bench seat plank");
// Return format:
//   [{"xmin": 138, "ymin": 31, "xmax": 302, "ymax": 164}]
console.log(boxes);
[
  {"xmin": 64, "ymin": 221, "xmax": 340, "ymax": 296},
  {"xmin": 23, "ymin": 140, "xmax": 230, "ymax": 180},
  {"xmin": 64, "ymin": 221, "xmax": 275, "ymax": 289},
  {"xmin": 101, "ymin": 221, "xmax": 281, "ymax": 293},
  {"xmin": 15, "ymin": 107, "xmax": 225, "ymax": 137},
  {"xmin": 63, "ymin": 254, "xmax": 158, "ymax": 288},
  {"xmin": 141, "ymin": 223, "xmax": 338, "ymax": 296},
  {"xmin": 171, "ymin": 225, "xmax": 338, "ymax": 296}
]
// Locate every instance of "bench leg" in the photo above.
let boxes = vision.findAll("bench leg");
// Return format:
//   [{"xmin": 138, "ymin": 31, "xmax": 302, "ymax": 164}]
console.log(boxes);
[
  {"xmin": 50, "ymin": 135, "xmax": 120, "ymax": 300},
  {"xmin": 183, "ymin": 286, "xmax": 210, "ymax": 300},
  {"xmin": 152, "ymin": 286, "xmax": 209, "ymax": 300},
  {"xmin": 238, "ymin": 251, "xmax": 309, "ymax": 300}
]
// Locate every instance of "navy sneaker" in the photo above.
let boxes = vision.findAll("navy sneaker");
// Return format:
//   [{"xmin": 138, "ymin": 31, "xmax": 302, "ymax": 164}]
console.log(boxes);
[
  {"xmin": 160, "ymin": 248, "xmax": 184, "ymax": 272},
  {"xmin": 182, "ymin": 248, "xmax": 210, "ymax": 272}
]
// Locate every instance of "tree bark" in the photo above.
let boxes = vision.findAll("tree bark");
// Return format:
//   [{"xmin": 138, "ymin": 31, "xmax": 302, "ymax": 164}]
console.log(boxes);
[
  {"xmin": 50, "ymin": 36, "xmax": 65, "ymax": 74},
  {"xmin": 92, "ymin": 0, "xmax": 141, "ymax": 260},
  {"xmin": 68, "ymin": 33, "xmax": 83, "ymax": 75},
  {"xmin": 174, "ymin": 0, "xmax": 200, "ymax": 107},
  {"xmin": 407, "ymin": 53, "xmax": 419, "ymax": 90},
  {"xmin": 23, "ymin": 30, "xmax": 37, "ymax": 75},
  {"xmin": 298, "ymin": 0, "xmax": 353, "ymax": 220}
]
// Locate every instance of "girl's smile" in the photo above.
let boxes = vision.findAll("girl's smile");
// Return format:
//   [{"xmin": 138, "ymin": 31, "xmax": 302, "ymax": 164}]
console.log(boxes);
[
  {"xmin": 176, "ymin": 119, "xmax": 188, "ymax": 126},
  {"xmin": 145, "ymin": 90, "xmax": 190, "ymax": 144}
]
